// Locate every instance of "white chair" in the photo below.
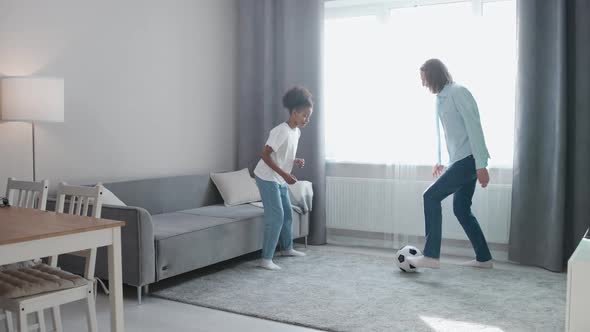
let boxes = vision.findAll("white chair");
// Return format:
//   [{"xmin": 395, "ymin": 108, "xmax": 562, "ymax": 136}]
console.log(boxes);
[
  {"xmin": 4, "ymin": 177, "xmax": 49, "ymax": 210},
  {"xmin": 0, "ymin": 182, "xmax": 104, "ymax": 332},
  {"xmin": 1, "ymin": 178, "xmax": 49, "ymax": 332}
]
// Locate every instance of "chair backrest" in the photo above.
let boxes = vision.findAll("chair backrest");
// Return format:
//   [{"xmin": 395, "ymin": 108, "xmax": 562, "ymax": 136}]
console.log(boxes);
[
  {"xmin": 56, "ymin": 182, "xmax": 104, "ymax": 218},
  {"xmin": 5, "ymin": 178, "xmax": 49, "ymax": 210},
  {"xmin": 4, "ymin": 179, "xmax": 50, "ymax": 267},
  {"xmin": 53, "ymin": 183, "xmax": 104, "ymax": 279}
]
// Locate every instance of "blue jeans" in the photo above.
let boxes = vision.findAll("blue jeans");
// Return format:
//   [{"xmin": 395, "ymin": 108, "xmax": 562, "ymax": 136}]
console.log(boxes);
[
  {"xmin": 255, "ymin": 176, "xmax": 293, "ymax": 260},
  {"xmin": 423, "ymin": 155, "xmax": 493, "ymax": 262}
]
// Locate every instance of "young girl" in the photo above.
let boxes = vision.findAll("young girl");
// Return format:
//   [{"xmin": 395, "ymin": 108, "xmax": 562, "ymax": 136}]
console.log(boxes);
[
  {"xmin": 407, "ymin": 59, "xmax": 494, "ymax": 269},
  {"xmin": 253, "ymin": 86, "xmax": 313, "ymax": 270}
]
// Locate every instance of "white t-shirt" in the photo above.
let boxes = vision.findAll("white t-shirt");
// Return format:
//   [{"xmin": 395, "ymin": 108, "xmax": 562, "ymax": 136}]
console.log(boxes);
[{"xmin": 254, "ymin": 122, "xmax": 300, "ymax": 184}]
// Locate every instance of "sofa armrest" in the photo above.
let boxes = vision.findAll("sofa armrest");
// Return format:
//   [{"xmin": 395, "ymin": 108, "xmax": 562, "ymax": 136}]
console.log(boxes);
[
  {"xmin": 48, "ymin": 200, "xmax": 156, "ymax": 288},
  {"xmin": 293, "ymin": 209, "xmax": 309, "ymax": 238},
  {"xmin": 96, "ymin": 205, "xmax": 156, "ymax": 287}
]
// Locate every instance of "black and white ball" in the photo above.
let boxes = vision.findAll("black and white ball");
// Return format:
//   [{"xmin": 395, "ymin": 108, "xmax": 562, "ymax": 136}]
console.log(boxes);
[{"xmin": 395, "ymin": 245, "xmax": 422, "ymax": 273}]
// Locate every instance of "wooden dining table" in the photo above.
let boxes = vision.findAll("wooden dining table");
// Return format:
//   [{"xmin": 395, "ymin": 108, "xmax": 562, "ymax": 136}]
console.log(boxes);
[{"xmin": 0, "ymin": 206, "xmax": 126, "ymax": 332}]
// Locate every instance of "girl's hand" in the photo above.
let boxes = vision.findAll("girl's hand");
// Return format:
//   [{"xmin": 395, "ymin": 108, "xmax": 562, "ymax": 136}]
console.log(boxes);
[
  {"xmin": 433, "ymin": 164, "xmax": 445, "ymax": 178},
  {"xmin": 294, "ymin": 158, "xmax": 305, "ymax": 168},
  {"xmin": 283, "ymin": 173, "xmax": 298, "ymax": 185},
  {"xmin": 477, "ymin": 168, "xmax": 490, "ymax": 188}
]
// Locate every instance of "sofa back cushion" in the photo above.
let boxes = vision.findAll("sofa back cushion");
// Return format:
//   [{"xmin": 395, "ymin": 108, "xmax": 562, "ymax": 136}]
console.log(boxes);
[{"xmin": 103, "ymin": 174, "xmax": 223, "ymax": 215}]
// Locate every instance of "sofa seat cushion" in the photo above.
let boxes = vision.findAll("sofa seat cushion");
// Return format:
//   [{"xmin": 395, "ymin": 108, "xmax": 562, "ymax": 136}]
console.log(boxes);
[
  {"xmin": 153, "ymin": 211, "xmax": 265, "ymax": 281},
  {"xmin": 178, "ymin": 204, "xmax": 264, "ymax": 220},
  {"xmin": 152, "ymin": 205, "xmax": 306, "ymax": 281},
  {"xmin": 152, "ymin": 212, "xmax": 235, "ymax": 240}
]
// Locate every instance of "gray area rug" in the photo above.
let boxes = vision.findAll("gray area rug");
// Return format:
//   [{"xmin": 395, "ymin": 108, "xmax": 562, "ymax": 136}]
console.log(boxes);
[{"xmin": 152, "ymin": 248, "xmax": 566, "ymax": 332}]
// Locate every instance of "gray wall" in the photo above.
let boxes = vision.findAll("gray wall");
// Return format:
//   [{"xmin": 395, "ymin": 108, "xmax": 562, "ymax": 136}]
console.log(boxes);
[{"xmin": 0, "ymin": 0, "xmax": 238, "ymax": 191}]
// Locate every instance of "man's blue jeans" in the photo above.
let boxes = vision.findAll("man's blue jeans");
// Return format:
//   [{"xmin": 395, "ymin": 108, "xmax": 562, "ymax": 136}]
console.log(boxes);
[
  {"xmin": 423, "ymin": 155, "xmax": 493, "ymax": 262},
  {"xmin": 255, "ymin": 176, "xmax": 293, "ymax": 260}
]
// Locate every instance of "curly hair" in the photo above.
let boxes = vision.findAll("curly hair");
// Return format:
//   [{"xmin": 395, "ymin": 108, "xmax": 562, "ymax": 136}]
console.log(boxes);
[{"xmin": 282, "ymin": 86, "xmax": 313, "ymax": 113}]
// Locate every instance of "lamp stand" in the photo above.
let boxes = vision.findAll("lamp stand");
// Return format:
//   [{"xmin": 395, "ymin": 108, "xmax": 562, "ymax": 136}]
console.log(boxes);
[{"xmin": 31, "ymin": 122, "xmax": 36, "ymax": 182}]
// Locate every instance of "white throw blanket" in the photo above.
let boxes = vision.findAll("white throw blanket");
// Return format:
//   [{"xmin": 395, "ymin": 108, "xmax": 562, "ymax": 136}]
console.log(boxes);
[
  {"xmin": 250, "ymin": 180, "xmax": 313, "ymax": 214},
  {"xmin": 288, "ymin": 180, "xmax": 313, "ymax": 213}
]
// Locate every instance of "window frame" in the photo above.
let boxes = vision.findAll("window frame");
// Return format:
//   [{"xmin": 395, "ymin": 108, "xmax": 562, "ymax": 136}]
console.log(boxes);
[{"xmin": 325, "ymin": 0, "xmax": 511, "ymax": 20}]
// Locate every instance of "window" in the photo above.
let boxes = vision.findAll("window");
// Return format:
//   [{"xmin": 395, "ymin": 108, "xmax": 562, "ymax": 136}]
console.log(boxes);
[{"xmin": 324, "ymin": 0, "xmax": 516, "ymax": 167}]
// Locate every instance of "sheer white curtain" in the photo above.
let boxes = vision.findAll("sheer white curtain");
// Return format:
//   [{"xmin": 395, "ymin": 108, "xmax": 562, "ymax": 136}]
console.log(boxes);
[{"xmin": 324, "ymin": 0, "xmax": 516, "ymax": 254}]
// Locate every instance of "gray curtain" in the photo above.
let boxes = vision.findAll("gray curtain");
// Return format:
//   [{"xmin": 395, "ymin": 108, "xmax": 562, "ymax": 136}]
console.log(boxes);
[
  {"xmin": 238, "ymin": 0, "xmax": 326, "ymax": 245},
  {"xmin": 509, "ymin": 0, "xmax": 590, "ymax": 272}
]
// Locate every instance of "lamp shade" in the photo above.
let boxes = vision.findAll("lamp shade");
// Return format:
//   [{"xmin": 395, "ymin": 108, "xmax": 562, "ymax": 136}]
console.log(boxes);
[{"xmin": 0, "ymin": 77, "xmax": 64, "ymax": 122}]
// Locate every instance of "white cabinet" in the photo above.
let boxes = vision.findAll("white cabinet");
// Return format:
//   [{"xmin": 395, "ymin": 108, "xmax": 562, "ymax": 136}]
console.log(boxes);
[{"xmin": 566, "ymin": 229, "xmax": 590, "ymax": 332}]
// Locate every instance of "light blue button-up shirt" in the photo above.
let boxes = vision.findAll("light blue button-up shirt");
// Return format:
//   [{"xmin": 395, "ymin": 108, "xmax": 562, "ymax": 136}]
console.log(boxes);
[{"xmin": 436, "ymin": 83, "xmax": 490, "ymax": 169}]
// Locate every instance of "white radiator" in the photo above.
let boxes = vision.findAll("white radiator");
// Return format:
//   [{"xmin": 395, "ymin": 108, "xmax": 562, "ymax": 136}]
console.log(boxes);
[{"xmin": 326, "ymin": 176, "xmax": 512, "ymax": 244}]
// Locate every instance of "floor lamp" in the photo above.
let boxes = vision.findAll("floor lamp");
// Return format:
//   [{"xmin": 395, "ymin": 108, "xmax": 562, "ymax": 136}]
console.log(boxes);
[{"xmin": 0, "ymin": 77, "xmax": 64, "ymax": 182}]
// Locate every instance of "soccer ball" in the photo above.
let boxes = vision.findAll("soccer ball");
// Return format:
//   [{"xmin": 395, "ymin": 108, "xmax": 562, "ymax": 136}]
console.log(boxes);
[{"xmin": 395, "ymin": 245, "xmax": 422, "ymax": 273}]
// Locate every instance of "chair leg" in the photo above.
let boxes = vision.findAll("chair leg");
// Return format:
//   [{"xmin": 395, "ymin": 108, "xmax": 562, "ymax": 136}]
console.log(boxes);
[
  {"xmin": 4, "ymin": 310, "xmax": 15, "ymax": 332},
  {"xmin": 17, "ymin": 310, "xmax": 27, "ymax": 332},
  {"xmin": 305, "ymin": 236, "xmax": 308, "ymax": 248},
  {"xmin": 36, "ymin": 310, "xmax": 46, "ymax": 332},
  {"xmin": 137, "ymin": 286, "xmax": 142, "ymax": 305},
  {"xmin": 86, "ymin": 289, "xmax": 98, "ymax": 332},
  {"xmin": 51, "ymin": 306, "xmax": 63, "ymax": 332}
]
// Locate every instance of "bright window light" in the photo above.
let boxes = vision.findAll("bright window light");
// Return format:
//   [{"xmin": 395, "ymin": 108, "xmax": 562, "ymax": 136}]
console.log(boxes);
[
  {"xmin": 420, "ymin": 315, "xmax": 506, "ymax": 331},
  {"xmin": 324, "ymin": 0, "xmax": 516, "ymax": 167}
]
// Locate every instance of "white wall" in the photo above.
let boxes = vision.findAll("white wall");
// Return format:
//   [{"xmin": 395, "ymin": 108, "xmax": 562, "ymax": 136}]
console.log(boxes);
[{"xmin": 0, "ymin": 0, "xmax": 238, "ymax": 191}]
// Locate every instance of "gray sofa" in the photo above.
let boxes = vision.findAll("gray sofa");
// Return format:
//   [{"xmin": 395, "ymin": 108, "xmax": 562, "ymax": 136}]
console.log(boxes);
[{"xmin": 56, "ymin": 174, "xmax": 309, "ymax": 303}]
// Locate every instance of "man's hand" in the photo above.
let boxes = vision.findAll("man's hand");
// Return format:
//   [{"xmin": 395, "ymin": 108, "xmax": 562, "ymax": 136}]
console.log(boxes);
[
  {"xmin": 283, "ymin": 173, "xmax": 298, "ymax": 185},
  {"xmin": 432, "ymin": 164, "xmax": 445, "ymax": 178},
  {"xmin": 477, "ymin": 168, "xmax": 490, "ymax": 188},
  {"xmin": 294, "ymin": 158, "xmax": 305, "ymax": 168}
]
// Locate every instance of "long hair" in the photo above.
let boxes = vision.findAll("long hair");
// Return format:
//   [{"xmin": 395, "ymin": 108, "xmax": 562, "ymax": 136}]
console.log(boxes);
[{"xmin": 420, "ymin": 59, "xmax": 453, "ymax": 93}]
